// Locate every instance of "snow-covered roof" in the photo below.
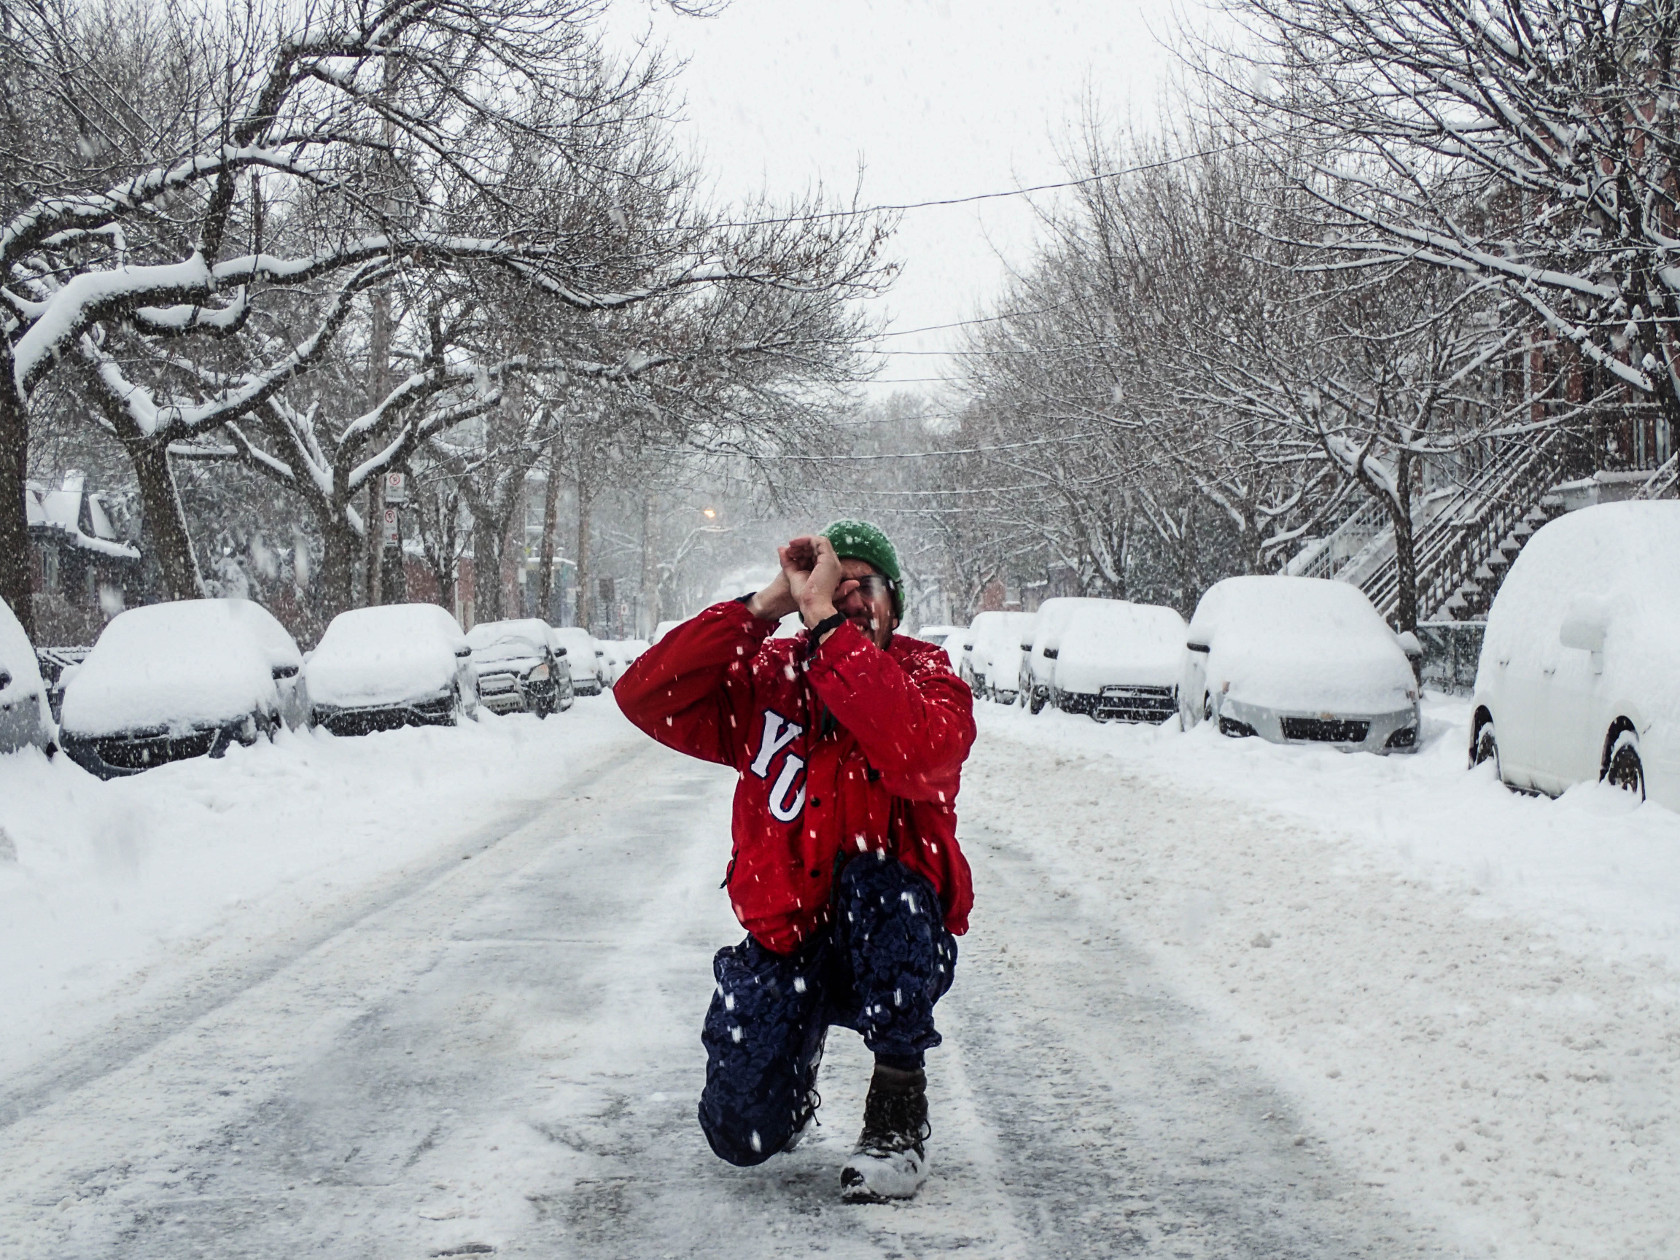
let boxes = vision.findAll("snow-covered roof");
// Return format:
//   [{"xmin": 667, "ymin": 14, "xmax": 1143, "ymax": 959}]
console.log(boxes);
[{"xmin": 25, "ymin": 476, "xmax": 141, "ymax": 563}]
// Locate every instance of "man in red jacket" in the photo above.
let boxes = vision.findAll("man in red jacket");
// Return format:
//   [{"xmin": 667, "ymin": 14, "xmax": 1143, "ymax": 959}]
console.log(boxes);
[{"xmin": 614, "ymin": 519, "xmax": 975, "ymax": 1202}]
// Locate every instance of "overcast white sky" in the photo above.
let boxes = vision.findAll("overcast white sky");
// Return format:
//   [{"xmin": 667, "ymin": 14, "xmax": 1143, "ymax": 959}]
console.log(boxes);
[{"xmin": 603, "ymin": 0, "xmax": 1195, "ymax": 399}]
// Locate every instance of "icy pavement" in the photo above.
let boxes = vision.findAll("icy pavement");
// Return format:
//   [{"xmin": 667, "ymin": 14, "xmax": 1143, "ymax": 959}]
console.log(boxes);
[{"xmin": 0, "ymin": 695, "xmax": 1676, "ymax": 1256}]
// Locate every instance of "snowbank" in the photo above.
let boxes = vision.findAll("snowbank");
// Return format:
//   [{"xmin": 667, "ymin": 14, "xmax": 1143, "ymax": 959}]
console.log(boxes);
[{"xmin": 0, "ymin": 700, "xmax": 637, "ymax": 1083}]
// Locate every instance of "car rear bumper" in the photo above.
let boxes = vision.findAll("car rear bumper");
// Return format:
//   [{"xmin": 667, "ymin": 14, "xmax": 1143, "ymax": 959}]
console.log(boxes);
[{"xmin": 1217, "ymin": 697, "xmax": 1420, "ymax": 753}]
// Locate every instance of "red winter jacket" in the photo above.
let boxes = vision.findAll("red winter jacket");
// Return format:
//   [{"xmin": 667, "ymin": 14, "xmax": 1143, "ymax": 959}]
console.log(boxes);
[{"xmin": 614, "ymin": 599, "xmax": 976, "ymax": 954}]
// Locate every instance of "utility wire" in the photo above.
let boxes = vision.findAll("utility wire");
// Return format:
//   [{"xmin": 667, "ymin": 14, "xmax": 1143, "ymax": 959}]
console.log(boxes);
[{"xmin": 711, "ymin": 134, "xmax": 1270, "ymax": 230}]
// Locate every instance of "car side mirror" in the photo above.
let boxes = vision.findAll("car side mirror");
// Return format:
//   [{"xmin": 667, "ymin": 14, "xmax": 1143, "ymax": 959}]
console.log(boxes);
[
  {"xmin": 1395, "ymin": 630, "xmax": 1423, "ymax": 661},
  {"xmin": 554, "ymin": 645, "xmax": 567, "ymax": 657},
  {"xmin": 0, "ymin": 668, "xmax": 10, "ymax": 691},
  {"xmin": 454, "ymin": 646, "xmax": 472, "ymax": 659},
  {"xmin": 1186, "ymin": 641, "xmax": 1210, "ymax": 654},
  {"xmin": 272, "ymin": 664, "xmax": 299, "ymax": 680},
  {"xmin": 1559, "ymin": 608, "xmax": 1606, "ymax": 654}
]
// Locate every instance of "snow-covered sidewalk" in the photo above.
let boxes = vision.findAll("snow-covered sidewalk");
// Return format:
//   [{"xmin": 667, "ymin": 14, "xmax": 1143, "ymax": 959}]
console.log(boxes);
[
  {"xmin": 968, "ymin": 696, "xmax": 1680, "ymax": 1258},
  {"xmin": 0, "ymin": 700, "xmax": 637, "ymax": 1086}
]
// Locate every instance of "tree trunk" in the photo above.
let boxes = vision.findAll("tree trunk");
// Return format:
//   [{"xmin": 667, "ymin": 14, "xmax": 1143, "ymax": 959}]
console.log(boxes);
[
  {"xmin": 363, "ymin": 471, "xmax": 386, "ymax": 607},
  {"xmin": 318, "ymin": 511, "xmax": 361, "ymax": 622},
  {"xmin": 363, "ymin": 286, "xmax": 394, "ymax": 608},
  {"xmin": 1391, "ymin": 451, "xmax": 1418, "ymax": 632},
  {"xmin": 128, "ymin": 440, "xmax": 205, "ymax": 602},
  {"xmin": 537, "ymin": 459, "xmax": 560, "ymax": 621},
  {"xmin": 639, "ymin": 493, "xmax": 657, "ymax": 638},
  {"xmin": 574, "ymin": 471, "xmax": 593, "ymax": 631},
  {"xmin": 0, "ymin": 366, "xmax": 34, "ymax": 637}
]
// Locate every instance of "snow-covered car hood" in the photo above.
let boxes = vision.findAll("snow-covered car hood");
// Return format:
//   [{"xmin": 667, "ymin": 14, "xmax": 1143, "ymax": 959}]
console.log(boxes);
[
  {"xmin": 1214, "ymin": 633, "xmax": 1414, "ymax": 714},
  {"xmin": 306, "ymin": 604, "xmax": 467, "ymax": 708},
  {"xmin": 61, "ymin": 599, "xmax": 285, "ymax": 735},
  {"xmin": 1055, "ymin": 603, "xmax": 1186, "ymax": 694}
]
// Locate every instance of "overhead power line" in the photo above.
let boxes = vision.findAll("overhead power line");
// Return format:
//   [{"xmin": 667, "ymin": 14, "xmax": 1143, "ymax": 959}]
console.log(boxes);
[{"xmin": 712, "ymin": 133, "xmax": 1270, "ymax": 230}]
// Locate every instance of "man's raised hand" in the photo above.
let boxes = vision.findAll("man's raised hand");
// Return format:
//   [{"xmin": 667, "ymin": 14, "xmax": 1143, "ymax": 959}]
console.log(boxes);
[{"xmin": 787, "ymin": 535, "xmax": 842, "ymax": 629}]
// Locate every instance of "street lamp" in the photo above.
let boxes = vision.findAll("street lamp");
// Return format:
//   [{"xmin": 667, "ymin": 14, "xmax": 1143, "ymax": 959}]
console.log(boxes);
[{"xmin": 702, "ymin": 507, "xmax": 717, "ymax": 520}]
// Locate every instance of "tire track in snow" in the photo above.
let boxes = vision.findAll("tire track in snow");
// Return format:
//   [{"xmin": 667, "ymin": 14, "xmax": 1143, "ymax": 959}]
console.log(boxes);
[{"xmin": 0, "ymin": 733, "xmax": 643, "ymax": 1137}]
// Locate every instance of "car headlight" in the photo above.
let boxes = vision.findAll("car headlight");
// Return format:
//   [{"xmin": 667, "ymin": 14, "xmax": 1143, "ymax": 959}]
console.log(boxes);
[
  {"xmin": 1385, "ymin": 726, "xmax": 1418, "ymax": 749},
  {"xmin": 528, "ymin": 663, "xmax": 550, "ymax": 681}
]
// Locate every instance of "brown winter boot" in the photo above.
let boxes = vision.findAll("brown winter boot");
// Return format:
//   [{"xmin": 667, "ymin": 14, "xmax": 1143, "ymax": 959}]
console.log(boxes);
[{"xmin": 840, "ymin": 1063, "xmax": 930, "ymax": 1202}]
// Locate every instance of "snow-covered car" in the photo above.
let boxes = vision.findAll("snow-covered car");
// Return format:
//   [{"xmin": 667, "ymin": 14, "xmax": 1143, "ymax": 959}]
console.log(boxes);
[
  {"xmin": 467, "ymin": 618, "xmax": 573, "ymax": 717},
  {"xmin": 1051, "ymin": 601, "xmax": 1186, "ymax": 723},
  {"xmin": 651, "ymin": 619, "xmax": 683, "ymax": 644},
  {"xmin": 1018, "ymin": 597, "xmax": 1111, "ymax": 714},
  {"xmin": 306, "ymin": 603, "xmax": 478, "ymax": 736},
  {"xmin": 912, "ymin": 624, "xmax": 960, "ymax": 649},
  {"xmin": 965, "ymin": 611, "xmax": 1037, "ymax": 703},
  {"xmin": 551, "ymin": 627, "xmax": 605, "ymax": 696},
  {"xmin": 1469, "ymin": 501, "xmax": 1680, "ymax": 806},
  {"xmin": 1180, "ymin": 576, "xmax": 1420, "ymax": 753},
  {"xmin": 0, "ymin": 597, "xmax": 51, "ymax": 756},
  {"xmin": 60, "ymin": 598, "xmax": 307, "ymax": 777}
]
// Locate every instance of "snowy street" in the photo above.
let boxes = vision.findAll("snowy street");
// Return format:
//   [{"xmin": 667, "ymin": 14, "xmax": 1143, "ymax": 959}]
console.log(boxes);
[{"xmin": 2, "ymin": 698, "xmax": 1678, "ymax": 1258}]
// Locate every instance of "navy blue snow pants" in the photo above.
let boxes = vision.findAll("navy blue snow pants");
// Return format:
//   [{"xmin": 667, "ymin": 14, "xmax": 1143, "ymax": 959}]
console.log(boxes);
[{"xmin": 698, "ymin": 852, "xmax": 958, "ymax": 1166}]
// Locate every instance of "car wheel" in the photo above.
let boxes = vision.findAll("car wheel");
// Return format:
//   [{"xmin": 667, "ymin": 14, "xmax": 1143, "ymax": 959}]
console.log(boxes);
[
  {"xmin": 451, "ymin": 683, "xmax": 469, "ymax": 726},
  {"xmin": 1202, "ymin": 693, "xmax": 1212, "ymax": 722},
  {"xmin": 1029, "ymin": 688, "xmax": 1046, "ymax": 715},
  {"xmin": 1471, "ymin": 717, "xmax": 1501, "ymax": 779},
  {"xmin": 1604, "ymin": 729, "xmax": 1645, "ymax": 800}
]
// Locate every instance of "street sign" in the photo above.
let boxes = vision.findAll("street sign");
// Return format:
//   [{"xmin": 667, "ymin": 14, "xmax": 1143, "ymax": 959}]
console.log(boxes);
[
  {"xmin": 382, "ymin": 506, "xmax": 400, "ymax": 548},
  {"xmin": 384, "ymin": 471, "xmax": 407, "ymax": 503}
]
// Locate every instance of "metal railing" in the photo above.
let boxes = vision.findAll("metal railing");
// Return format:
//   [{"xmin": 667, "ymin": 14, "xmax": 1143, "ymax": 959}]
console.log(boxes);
[
  {"xmin": 1632, "ymin": 452, "xmax": 1679, "ymax": 500},
  {"xmin": 1287, "ymin": 495, "xmax": 1391, "ymax": 580},
  {"xmin": 1359, "ymin": 430, "xmax": 1568, "ymax": 623}
]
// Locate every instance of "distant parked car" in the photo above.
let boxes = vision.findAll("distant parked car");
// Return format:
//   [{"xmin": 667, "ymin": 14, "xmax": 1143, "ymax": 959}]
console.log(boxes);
[
  {"xmin": 1180, "ymin": 576, "xmax": 1420, "ymax": 753},
  {"xmin": 966, "ymin": 611, "xmax": 1038, "ymax": 703},
  {"xmin": 912, "ymin": 624, "xmax": 960, "ymax": 649},
  {"xmin": 1052, "ymin": 601, "xmax": 1186, "ymax": 723},
  {"xmin": 307, "ymin": 603, "xmax": 478, "ymax": 735},
  {"xmin": 651, "ymin": 619, "xmax": 683, "ymax": 644},
  {"xmin": 551, "ymin": 627, "xmax": 605, "ymax": 696},
  {"xmin": 0, "ymin": 598, "xmax": 51, "ymax": 756},
  {"xmin": 1470, "ymin": 501, "xmax": 1680, "ymax": 806},
  {"xmin": 1019, "ymin": 597, "xmax": 1112, "ymax": 714},
  {"xmin": 60, "ymin": 598, "xmax": 307, "ymax": 777},
  {"xmin": 467, "ymin": 618, "xmax": 573, "ymax": 717}
]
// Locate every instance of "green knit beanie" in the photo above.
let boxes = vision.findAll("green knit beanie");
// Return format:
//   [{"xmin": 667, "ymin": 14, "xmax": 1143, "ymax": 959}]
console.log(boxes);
[{"xmin": 821, "ymin": 518, "xmax": 903, "ymax": 617}]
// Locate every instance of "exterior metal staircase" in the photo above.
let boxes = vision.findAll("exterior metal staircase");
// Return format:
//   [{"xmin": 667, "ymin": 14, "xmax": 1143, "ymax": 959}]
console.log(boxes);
[{"xmin": 1287, "ymin": 431, "xmax": 1570, "ymax": 624}]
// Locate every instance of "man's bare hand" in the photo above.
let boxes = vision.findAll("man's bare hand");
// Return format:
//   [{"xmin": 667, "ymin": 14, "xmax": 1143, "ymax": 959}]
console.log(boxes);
[{"xmin": 784, "ymin": 534, "xmax": 842, "ymax": 628}]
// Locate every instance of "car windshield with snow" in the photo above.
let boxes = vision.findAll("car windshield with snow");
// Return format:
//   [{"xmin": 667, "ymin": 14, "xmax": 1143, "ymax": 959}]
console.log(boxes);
[
  {"xmin": 1470, "ymin": 500, "xmax": 1680, "ymax": 807},
  {"xmin": 1050, "ymin": 601, "xmax": 1186, "ymax": 723},
  {"xmin": 59, "ymin": 598, "xmax": 306, "ymax": 777},
  {"xmin": 550, "ymin": 628, "xmax": 605, "ymax": 695},
  {"xmin": 466, "ymin": 618, "xmax": 573, "ymax": 718},
  {"xmin": 1181, "ymin": 575, "xmax": 1420, "ymax": 753},
  {"xmin": 0, "ymin": 598, "xmax": 51, "ymax": 757},
  {"xmin": 306, "ymin": 603, "xmax": 478, "ymax": 735}
]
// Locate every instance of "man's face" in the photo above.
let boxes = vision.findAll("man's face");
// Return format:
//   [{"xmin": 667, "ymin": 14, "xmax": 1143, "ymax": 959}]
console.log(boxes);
[{"xmin": 833, "ymin": 557, "xmax": 897, "ymax": 648}]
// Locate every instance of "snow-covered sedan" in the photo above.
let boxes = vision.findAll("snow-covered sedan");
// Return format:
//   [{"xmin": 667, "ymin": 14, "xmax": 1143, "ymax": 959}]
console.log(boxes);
[
  {"xmin": 966, "ymin": 610, "xmax": 1037, "ymax": 703},
  {"xmin": 0, "ymin": 597, "xmax": 51, "ymax": 756},
  {"xmin": 1470, "ymin": 501, "xmax": 1680, "ymax": 807},
  {"xmin": 1052, "ymin": 601, "xmax": 1186, "ymax": 723},
  {"xmin": 467, "ymin": 618, "xmax": 573, "ymax": 717},
  {"xmin": 1180, "ymin": 576, "xmax": 1420, "ymax": 753},
  {"xmin": 60, "ymin": 599, "xmax": 307, "ymax": 777},
  {"xmin": 551, "ymin": 627, "xmax": 605, "ymax": 696},
  {"xmin": 306, "ymin": 603, "xmax": 478, "ymax": 735}
]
